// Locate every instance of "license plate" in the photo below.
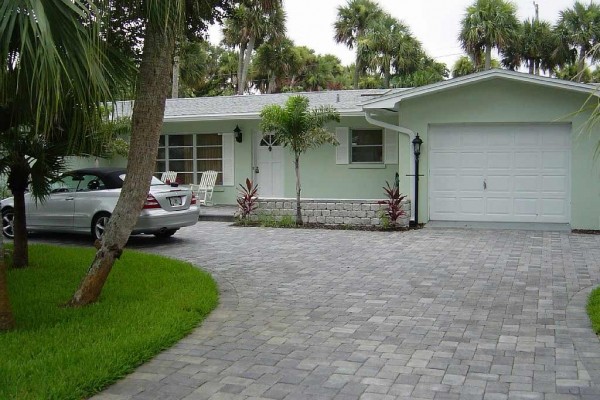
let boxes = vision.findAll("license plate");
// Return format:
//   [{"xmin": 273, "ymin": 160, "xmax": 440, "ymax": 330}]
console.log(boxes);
[{"xmin": 168, "ymin": 196, "xmax": 182, "ymax": 206}]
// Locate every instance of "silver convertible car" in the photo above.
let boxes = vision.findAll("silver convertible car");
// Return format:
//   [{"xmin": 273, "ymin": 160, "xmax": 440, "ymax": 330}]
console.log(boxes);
[{"xmin": 1, "ymin": 167, "xmax": 200, "ymax": 240}]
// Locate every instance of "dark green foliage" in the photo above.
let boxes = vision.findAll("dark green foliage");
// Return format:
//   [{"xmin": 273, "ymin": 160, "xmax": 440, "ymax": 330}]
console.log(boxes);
[{"xmin": 378, "ymin": 181, "xmax": 407, "ymax": 226}]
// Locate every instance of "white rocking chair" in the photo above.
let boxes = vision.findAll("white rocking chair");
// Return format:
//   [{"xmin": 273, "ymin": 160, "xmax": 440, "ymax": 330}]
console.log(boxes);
[
  {"xmin": 160, "ymin": 171, "xmax": 177, "ymax": 184},
  {"xmin": 190, "ymin": 170, "xmax": 219, "ymax": 206}
]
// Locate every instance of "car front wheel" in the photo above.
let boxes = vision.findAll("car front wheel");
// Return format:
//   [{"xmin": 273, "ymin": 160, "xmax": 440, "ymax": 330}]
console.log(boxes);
[
  {"xmin": 2, "ymin": 208, "xmax": 14, "ymax": 239},
  {"xmin": 92, "ymin": 212, "xmax": 111, "ymax": 241}
]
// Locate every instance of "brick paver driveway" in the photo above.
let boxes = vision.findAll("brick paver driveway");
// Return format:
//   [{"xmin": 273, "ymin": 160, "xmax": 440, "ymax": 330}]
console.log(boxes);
[{"xmin": 68, "ymin": 222, "xmax": 600, "ymax": 399}]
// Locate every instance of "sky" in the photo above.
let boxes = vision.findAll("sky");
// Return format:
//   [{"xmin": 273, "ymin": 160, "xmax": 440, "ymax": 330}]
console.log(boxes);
[{"xmin": 208, "ymin": 0, "xmax": 576, "ymax": 69}]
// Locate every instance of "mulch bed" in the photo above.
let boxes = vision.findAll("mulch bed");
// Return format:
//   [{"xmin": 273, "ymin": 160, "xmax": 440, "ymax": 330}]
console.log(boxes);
[
  {"xmin": 232, "ymin": 221, "xmax": 423, "ymax": 232},
  {"xmin": 572, "ymin": 229, "xmax": 600, "ymax": 235}
]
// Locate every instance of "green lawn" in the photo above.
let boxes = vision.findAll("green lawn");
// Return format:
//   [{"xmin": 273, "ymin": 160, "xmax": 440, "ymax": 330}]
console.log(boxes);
[
  {"xmin": 588, "ymin": 286, "xmax": 600, "ymax": 334},
  {"xmin": 0, "ymin": 244, "xmax": 218, "ymax": 400}
]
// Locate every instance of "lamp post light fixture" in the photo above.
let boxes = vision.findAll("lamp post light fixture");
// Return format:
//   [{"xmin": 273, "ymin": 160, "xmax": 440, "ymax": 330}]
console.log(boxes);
[
  {"xmin": 234, "ymin": 125, "xmax": 243, "ymax": 143},
  {"xmin": 412, "ymin": 133, "xmax": 423, "ymax": 227}
]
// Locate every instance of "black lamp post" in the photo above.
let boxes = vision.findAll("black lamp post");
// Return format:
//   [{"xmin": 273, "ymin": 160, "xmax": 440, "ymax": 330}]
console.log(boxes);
[
  {"xmin": 412, "ymin": 133, "xmax": 423, "ymax": 226},
  {"xmin": 234, "ymin": 125, "xmax": 243, "ymax": 143}
]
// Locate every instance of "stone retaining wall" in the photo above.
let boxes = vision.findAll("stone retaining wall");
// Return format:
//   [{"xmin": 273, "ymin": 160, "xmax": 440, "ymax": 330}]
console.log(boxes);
[{"xmin": 254, "ymin": 198, "xmax": 411, "ymax": 227}]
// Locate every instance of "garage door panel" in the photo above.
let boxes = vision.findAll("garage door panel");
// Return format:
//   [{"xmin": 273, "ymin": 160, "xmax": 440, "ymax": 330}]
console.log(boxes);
[
  {"xmin": 461, "ymin": 152, "xmax": 486, "ymax": 168},
  {"xmin": 430, "ymin": 152, "xmax": 460, "ymax": 168},
  {"xmin": 487, "ymin": 131, "xmax": 513, "ymax": 146},
  {"xmin": 488, "ymin": 152, "xmax": 512, "ymax": 169},
  {"xmin": 430, "ymin": 131, "xmax": 460, "ymax": 149},
  {"xmin": 514, "ymin": 152, "xmax": 540, "ymax": 169},
  {"xmin": 486, "ymin": 175, "xmax": 511, "ymax": 192},
  {"xmin": 543, "ymin": 128, "xmax": 571, "ymax": 146},
  {"xmin": 430, "ymin": 175, "xmax": 458, "ymax": 191},
  {"xmin": 542, "ymin": 175, "xmax": 568, "ymax": 192},
  {"xmin": 541, "ymin": 199, "xmax": 567, "ymax": 216},
  {"xmin": 461, "ymin": 131, "xmax": 487, "ymax": 147},
  {"xmin": 542, "ymin": 151, "xmax": 569, "ymax": 169},
  {"xmin": 459, "ymin": 197, "xmax": 484, "ymax": 214},
  {"xmin": 429, "ymin": 124, "xmax": 570, "ymax": 223},
  {"xmin": 515, "ymin": 131, "xmax": 541, "ymax": 146},
  {"xmin": 460, "ymin": 175, "xmax": 485, "ymax": 191},
  {"xmin": 514, "ymin": 175, "xmax": 539, "ymax": 192},
  {"xmin": 513, "ymin": 199, "xmax": 538, "ymax": 216},
  {"xmin": 486, "ymin": 197, "xmax": 512, "ymax": 215},
  {"xmin": 431, "ymin": 197, "xmax": 458, "ymax": 214}
]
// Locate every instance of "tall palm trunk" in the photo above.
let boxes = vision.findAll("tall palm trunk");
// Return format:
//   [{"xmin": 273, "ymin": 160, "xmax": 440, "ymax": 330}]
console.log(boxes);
[
  {"xmin": 68, "ymin": 19, "xmax": 176, "ymax": 307},
  {"xmin": 294, "ymin": 154, "xmax": 302, "ymax": 225},
  {"xmin": 0, "ymin": 232, "xmax": 14, "ymax": 331},
  {"xmin": 485, "ymin": 45, "xmax": 492, "ymax": 70},
  {"xmin": 528, "ymin": 60, "xmax": 534, "ymax": 74},
  {"xmin": 577, "ymin": 48, "xmax": 586, "ymax": 82},
  {"xmin": 238, "ymin": 36, "xmax": 256, "ymax": 95},
  {"xmin": 267, "ymin": 72, "xmax": 276, "ymax": 94},
  {"xmin": 383, "ymin": 63, "xmax": 391, "ymax": 88},
  {"xmin": 353, "ymin": 50, "xmax": 361, "ymax": 89},
  {"xmin": 236, "ymin": 43, "xmax": 246, "ymax": 94}
]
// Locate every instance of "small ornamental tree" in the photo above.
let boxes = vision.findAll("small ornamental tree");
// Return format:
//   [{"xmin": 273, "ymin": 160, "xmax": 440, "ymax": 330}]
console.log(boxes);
[
  {"xmin": 236, "ymin": 178, "xmax": 258, "ymax": 220},
  {"xmin": 260, "ymin": 95, "xmax": 339, "ymax": 225},
  {"xmin": 378, "ymin": 181, "xmax": 407, "ymax": 227}
]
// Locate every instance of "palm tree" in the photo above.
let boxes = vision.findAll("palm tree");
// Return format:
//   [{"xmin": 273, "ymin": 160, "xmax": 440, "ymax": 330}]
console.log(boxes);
[
  {"xmin": 260, "ymin": 96, "xmax": 339, "ymax": 225},
  {"xmin": 0, "ymin": 1, "xmax": 128, "ymax": 271},
  {"xmin": 359, "ymin": 13, "xmax": 422, "ymax": 88},
  {"xmin": 334, "ymin": 0, "xmax": 383, "ymax": 89},
  {"xmin": 459, "ymin": 0, "xmax": 519, "ymax": 70},
  {"xmin": 252, "ymin": 37, "xmax": 296, "ymax": 93},
  {"xmin": 222, "ymin": 0, "xmax": 285, "ymax": 94},
  {"xmin": 0, "ymin": 0, "xmax": 129, "ymax": 329},
  {"xmin": 452, "ymin": 55, "xmax": 477, "ymax": 77},
  {"xmin": 556, "ymin": 1, "xmax": 600, "ymax": 80},
  {"xmin": 68, "ymin": 0, "xmax": 235, "ymax": 307}
]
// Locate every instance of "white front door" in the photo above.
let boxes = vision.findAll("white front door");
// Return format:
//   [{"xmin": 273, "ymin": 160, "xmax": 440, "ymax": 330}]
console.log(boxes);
[
  {"xmin": 254, "ymin": 132, "xmax": 284, "ymax": 198},
  {"xmin": 429, "ymin": 123, "xmax": 571, "ymax": 223}
]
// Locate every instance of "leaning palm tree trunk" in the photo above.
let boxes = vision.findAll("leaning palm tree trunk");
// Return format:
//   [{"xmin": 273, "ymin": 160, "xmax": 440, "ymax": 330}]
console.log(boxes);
[
  {"xmin": 485, "ymin": 45, "xmax": 492, "ymax": 70},
  {"xmin": 294, "ymin": 154, "xmax": 302, "ymax": 225},
  {"xmin": 0, "ymin": 231, "xmax": 14, "ymax": 331},
  {"xmin": 236, "ymin": 43, "xmax": 245, "ymax": 94},
  {"xmin": 68, "ymin": 19, "xmax": 176, "ymax": 307}
]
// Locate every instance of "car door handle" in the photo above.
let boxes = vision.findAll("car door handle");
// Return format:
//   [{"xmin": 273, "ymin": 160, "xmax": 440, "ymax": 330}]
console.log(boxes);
[{"xmin": 65, "ymin": 197, "xmax": 74, "ymax": 201}]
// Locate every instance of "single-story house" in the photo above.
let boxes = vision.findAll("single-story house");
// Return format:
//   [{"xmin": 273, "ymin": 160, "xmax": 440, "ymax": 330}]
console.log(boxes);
[{"xmin": 104, "ymin": 69, "xmax": 600, "ymax": 230}]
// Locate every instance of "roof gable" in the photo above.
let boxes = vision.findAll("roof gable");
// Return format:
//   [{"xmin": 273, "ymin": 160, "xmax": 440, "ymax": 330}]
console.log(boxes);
[{"xmin": 362, "ymin": 69, "xmax": 598, "ymax": 110}]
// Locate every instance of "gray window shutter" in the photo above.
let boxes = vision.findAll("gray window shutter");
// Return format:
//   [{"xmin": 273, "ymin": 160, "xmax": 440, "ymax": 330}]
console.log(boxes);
[
  {"xmin": 335, "ymin": 127, "xmax": 349, "ymax": 165},
  {"xmin": 384, "ymin": 129, "xmax": 398, "ymax": 164},
  {"xmin": 222, "ymin": 133, "xmax": 234, "ymax": 186}
]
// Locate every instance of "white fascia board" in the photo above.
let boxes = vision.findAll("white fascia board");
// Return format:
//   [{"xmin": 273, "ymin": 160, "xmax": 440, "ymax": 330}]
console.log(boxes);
[
  {"xmin": 162, "ymin": 109, "xmax": 365, "ymax": 122},
  {"xmin": 362, "ymin": 70, "xmax": 599, "ymax": 110}
]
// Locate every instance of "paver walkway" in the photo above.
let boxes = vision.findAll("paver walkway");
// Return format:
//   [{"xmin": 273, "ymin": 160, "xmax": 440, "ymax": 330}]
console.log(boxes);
[{"xmin": 43, "ymin": 223, "xmax": 600, "ymax": 399}]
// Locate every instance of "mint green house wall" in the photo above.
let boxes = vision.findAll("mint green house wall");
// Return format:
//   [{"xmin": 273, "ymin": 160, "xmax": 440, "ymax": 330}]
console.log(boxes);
[
  {"xmin": 160, "ymin": 116, "xmax": 398, "ymax": 204},
  {"xmin": 290, "ymin": 116, "xmax": 398, "ymax": 199},
  {"xmin": 396, "ymin": 78, "xmax": 600, "ymax": 229}
]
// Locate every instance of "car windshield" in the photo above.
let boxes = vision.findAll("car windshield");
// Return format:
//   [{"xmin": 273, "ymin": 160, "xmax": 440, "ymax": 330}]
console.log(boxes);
[{"xmin": 119, "ymin": 174, "xmax": 166, "ymax": 186}]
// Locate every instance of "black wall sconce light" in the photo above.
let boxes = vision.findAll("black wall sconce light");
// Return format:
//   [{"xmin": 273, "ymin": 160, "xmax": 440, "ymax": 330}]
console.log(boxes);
[{"xmin": 234, "ymin": 125, "xmax": 243, "ymax": 143}]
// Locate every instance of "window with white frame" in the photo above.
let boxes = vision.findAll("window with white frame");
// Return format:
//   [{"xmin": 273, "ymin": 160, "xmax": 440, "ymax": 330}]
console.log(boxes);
[
  {"xmin": 196, "ymin": 134, "xmax": 223, "ymax": 185},
  {"xmin": 156, "ymin": 134, "xmax": 223, "ymax": 185},
  {"xmin": 351, "ymin": 129, "xmax": 383, "ymax": 163}
]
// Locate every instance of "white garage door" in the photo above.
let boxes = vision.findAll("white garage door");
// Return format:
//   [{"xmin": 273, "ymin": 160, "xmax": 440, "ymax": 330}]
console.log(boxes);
[{"xmin": 429, "ymin": 124, "xmax": 571, "ymax": 223}]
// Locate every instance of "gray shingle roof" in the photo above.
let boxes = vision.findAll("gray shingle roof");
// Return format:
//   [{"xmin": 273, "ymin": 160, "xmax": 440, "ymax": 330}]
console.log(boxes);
[{"xmin": 114, "ymin": 89, "xmax": 406, "ymax": 120}]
